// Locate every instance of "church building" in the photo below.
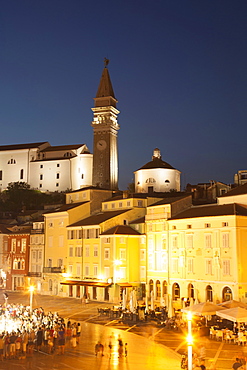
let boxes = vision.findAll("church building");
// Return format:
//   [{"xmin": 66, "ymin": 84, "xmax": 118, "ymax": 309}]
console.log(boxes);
[{"xmin": 0, "ymin": 61, "xmax": 119, "ymax": 193}]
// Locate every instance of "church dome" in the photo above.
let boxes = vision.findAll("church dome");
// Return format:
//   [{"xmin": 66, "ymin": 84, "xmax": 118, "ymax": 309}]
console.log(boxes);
[{"xmin": 136, "ymin": 148, "xmax": 176, "ymax": 171}]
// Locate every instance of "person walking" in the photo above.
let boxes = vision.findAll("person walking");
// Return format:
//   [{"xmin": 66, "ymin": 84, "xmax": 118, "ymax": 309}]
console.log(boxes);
[
  {"xmin": 124, "ymin": 342, "xmax": 128, "ymax": 357},
  {"xmin": 232, "ymin": 358, "xmax": 243, "ymax": 370}
]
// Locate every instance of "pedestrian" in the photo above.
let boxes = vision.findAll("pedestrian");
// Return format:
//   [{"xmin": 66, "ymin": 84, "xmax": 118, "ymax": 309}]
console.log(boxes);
[
  {"xmin": 118, "ymin": 335, "xmax": 123, "ymax": 358},
  {"xmin": 76, "ymin": 322, "xmax": 81, "ymax": 344},
  {"xmin": 200, "ymin": 359, "xmax": 206, "ymax": 370},
  {"xmin": 124, "ymin": 342, "xmax": 128, "ymax": 357},
  {"xmin": 95, "ymin": 341, "xmax": 100, "ymax": 357},
  {"xmin": 232, "ymin": 358, "xmax": 243, "ymax": 370}
]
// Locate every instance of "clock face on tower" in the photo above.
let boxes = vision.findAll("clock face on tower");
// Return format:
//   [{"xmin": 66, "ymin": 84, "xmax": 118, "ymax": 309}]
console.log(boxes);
[{"xmin": 97, "ymin": 139, "xmax": 107, "ymax": 151}]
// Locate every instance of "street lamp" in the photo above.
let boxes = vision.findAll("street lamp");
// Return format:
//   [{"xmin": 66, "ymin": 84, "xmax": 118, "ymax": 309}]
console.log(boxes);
[
  {"xmin": 29, "ymin": 285, "xmax": 35, "ymax": 313},
  {"xmin": 187, "ymin": 311, "xmax": 193, "ymax": 370}
]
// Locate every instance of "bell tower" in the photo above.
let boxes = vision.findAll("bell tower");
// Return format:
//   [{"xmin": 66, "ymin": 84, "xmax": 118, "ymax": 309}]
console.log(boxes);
[{"xmin": 92, "ymin": 59, "xmax": 120, "ymax": 189}]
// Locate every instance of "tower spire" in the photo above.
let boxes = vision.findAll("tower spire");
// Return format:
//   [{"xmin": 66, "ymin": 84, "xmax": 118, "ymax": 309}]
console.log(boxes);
[{"xmin": 95, "ymin": 58, "xmax": 117, "ymax": 107}]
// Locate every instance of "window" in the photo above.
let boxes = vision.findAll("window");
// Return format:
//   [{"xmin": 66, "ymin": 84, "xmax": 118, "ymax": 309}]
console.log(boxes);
[
  {"xmin": 93, "ymin": 265, "xmax": 98, "ymax": 276},
  {"xmin": 205, "ymin": 223, "xmax": 211, "ymax": 228},
  {"xmin": 186, "ymin": 234, "xmax": 193, "ymax": 249},
  {"xmin": 172, "ymin": 258, "xmax": 178, "ymax": 273},
  {"xmin": 120, "ymin": 237, "xmax": 125, "ymax": 244},
  {"xmin": 47, "ymin": 258, "xmax": 52, "ymax": 267},
  {"xmin": 172, "ymin": 236, "xmax": 178, "ymax": 249},
  {"xmin": 40, "ymin": 165, "xmax": 43, "ymax": 168},
  {"xmin": 140, "ymin": 249, "xmax": 145, "ymax": 261},
  {"xmin": 39, "ymin": 184, "xmax": 42, "ymax": 188},
  {"xmin": 222, "ymin": 222, "xmax": 228, "ymax": 227},
  {"xmin": 40, "ymin": 174, "xmax": 43, "ymax": 180},
  {"xmin": 93, "ymin": 246, "xmax": 98, "ymax": 257},
  {"xmin": 56, "ymin": 173, "xmax": 60, "ymax": 179},
  {"xmin": 85, "ymin": 265, "xmax": 89, "ymax": 276},
  {"xmin": 119, "ymin": 267, "xmax": 126, "ymax": 279},
  {"xmin": 11, "ymin": 239, "xmax": 16, "ymax": 252},
  {"xmin": 0, "ymin": 170, "xmax": 2, "ymax": 180},
  {"xmin": 75, "ymin": 246, "xmax": 82, "ymax": 257},
  {"xmin": 8, "ymin": 159, "xmax": 16, "ymax": 164},
  {"xmin": 104, "ymin": 204, "xmax": 108, "ymax": 210},
  {"xmin": 85, "ymin": 246, "xmax": 90, "ymax": 257},
  {"xmin": 146, "ymin": 178, "xmax": 156, "ymax": 183},
  {"xmin": 111, "ymin": 203, "xmax": 115, "ymax": 209},
  {"xmin": 104, "ymin": 266, "xmax": 110, "ymax": 279},
  {"xmin": 223, "ymin": 260, "xmax": 230, "ymax": 275},
  {"xmin": 188, "ymin": 258, "xmax": 194, "ymax": 273},
  {"xmin": 20, "ymin": 169, "xmax": 24, "ymax": 179},
  {"xmin": 104, "ymin": 237, "xmax": 110, "ymax": 244},
  {"xmin": 57, "ymin": 164, "xmax": 60, "ymax": 167},
  {"xmin": 127, "ymin": 201, "xmax": 130, "ymax": 207},
  {"xmin": 69, "ymin": 246, "xmax": 73, "ymax": 257},
  {"xmin": 81, "ymin": 174, "xmax": 84, "ymax": 179},
  {"xmin": 172, "ymin": 226, "xmax": 176, "ymax": 230},
  {"xmin": 161, "ymin": 253, "xmax": 168, "ymax": 272},
  {"xmin": 137, "ymin": 200, "xmax": 143, "ymax": 207},
  {"xmin": 48, "ymin": 222, "xmax": 53, "ymax": 228},
  {"xmin": 56, "ymin": 183, "xmax": 59, "ymax": 187},
  {"xmin": 222, "ymin": 233, "xmax": 229, "ymax": 248},
  {"xmin": 205, "ymin": 259, "xmax": 213, "ymax": 274},
  {"xmin": 119, "ymin": 202, "xmax": 123, "ymax": 208},
  {"xmin": 187, "ymin": 225, "xmax": 192, "ymax": 229},
  {"xmin": 21, "ymin": 239, "xmax": 26, "ymax": 253},
  {"xmin": 57, "ymin": 258, "xmax": 63, "ymax": 267},
  {"xmin": 64, "ymin": 152, "xmax": 72, "ymax": 157},
  {"xmin": 205, "ymin": 234, "xmax": 212, "ymax": 248},
  {"xmin": 148, "ymin": 253, "xmax": 154, "ymax": 270},
  {"xmin": 104, "ymin": 248, "xmax": 110, "ymax": 259},
  {"xmin": 120, "ymin": 249, "xmax": 126, "ymax": 260}
]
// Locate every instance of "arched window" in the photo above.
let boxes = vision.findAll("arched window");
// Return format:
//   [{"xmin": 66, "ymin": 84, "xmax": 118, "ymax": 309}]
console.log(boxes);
[
  {"xmin": 163, "ymin": 280, "xmax": 168, "ymax": 295},
  {"xmin": 165, "ymin": 179, "xmax": 170, "ymax": 183},
  {"xmin": 156, "ymin": 280, "xmax": 161, "ymax": 298},
  {"xmin": 64, "ymin": 152, "xmax": 72, "ymax": 157},
  {"xmin": 8, "ymin": 159, "xmax": 16, "ymax": 164},
  {"xmin": 145, "ymin": 178, "xmax": 156, "ymax": 184},
  {"xmin": 206, "ymin": 285, "xmax": 213, "ymax": 302},
  {"xmin": 20, "ymin": 169, "xmax": 24, "ymax": 180},
  {"xmin": 222, "ymin": 286, "xmax": 232, "ymax": 302},
  {"xmin": 173, "ymin": 283, "xmax": 180, "ymax": 300},
  {"xmin": 188, "ymin": 283, "xmax": 194, "ymax": 298}
]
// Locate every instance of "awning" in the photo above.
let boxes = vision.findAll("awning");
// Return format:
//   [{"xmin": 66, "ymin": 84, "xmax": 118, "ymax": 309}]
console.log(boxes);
[
  {"xmin": 117, "ymin": 282, "xmax": 132, "ymax": 287},
  {"xmin": 60, "ymin": 280, "xmax": 112, "ymax": 288}
]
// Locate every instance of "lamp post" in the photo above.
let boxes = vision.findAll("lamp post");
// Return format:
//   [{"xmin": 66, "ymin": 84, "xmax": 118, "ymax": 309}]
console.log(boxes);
[
  {"xmin": 187, "ymin": 311, "xmax": 193, "ymax": 370},
  {"xmin": 29, "ymin": 286, "xmax": 35, "ymax": 313}
]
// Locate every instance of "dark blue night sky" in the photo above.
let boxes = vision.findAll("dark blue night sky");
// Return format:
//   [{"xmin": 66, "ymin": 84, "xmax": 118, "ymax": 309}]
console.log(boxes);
[{"xmin": 1, "ymin": 1, "xmax": 247, "ymax": 190}]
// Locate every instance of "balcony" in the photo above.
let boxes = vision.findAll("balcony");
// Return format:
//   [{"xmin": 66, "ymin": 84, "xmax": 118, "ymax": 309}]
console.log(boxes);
[
  {"xmin": 43, "ymin": 267, "xmax": 64, "ymax": 273},
  {"xmin": 28, "ymin": 272, "xmax": 42, "ymax": 277},
  {"xmin": 31, "ymin": 229, "xmax": 44, "ymax": 234}
]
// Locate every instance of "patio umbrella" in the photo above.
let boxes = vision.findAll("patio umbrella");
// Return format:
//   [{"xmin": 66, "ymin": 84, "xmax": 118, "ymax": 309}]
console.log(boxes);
[
  {"xmin": 218, "ymin": 300, "xmax": 247, "ymax": 309},
  {"xmin": 216, "ymin": 307, "xmax": 247, "ymax": 323},
  {"xmin": 129, "ymin": 290, "xmax": 134, "ymax": 313},
  {"xmin": 181, "ymin": 301, "xmax": 226, "ymax": 316}
]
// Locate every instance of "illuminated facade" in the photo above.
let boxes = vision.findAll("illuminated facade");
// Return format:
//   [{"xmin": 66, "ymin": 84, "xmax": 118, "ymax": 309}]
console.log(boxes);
[{"xmin": 134, "ymin": 148, "xmax": 180, "ymax": 193}]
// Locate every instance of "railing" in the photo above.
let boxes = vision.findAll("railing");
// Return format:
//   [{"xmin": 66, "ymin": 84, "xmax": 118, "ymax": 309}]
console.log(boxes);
[
  {"xmin": 27, "ymin": 272, "xmax": 42, "ymax": 277},
  {"xmin": 31, "ymin": 229, "xmax": 44, "ymax": 234},
  {"xmin": 43, "ymin": 267, "xmax": 64, "ymax": 273}
]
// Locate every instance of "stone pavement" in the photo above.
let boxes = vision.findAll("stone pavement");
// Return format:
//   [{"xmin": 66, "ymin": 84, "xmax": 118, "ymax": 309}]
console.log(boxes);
[
  {"xmin": 1, "ymin": 291, "xmax": 247, "ymax": 369},
  {"xmin": 0, "ymin": 291, "xmax": 181, "ymax": 370}
]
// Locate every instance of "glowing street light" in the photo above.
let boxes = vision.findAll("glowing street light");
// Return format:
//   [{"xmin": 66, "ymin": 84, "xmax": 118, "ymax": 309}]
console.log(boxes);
[
  {"xmin": 29, "ymin": 286, "xmax": 35, "ymax": 313},
  {"xmin": 187, "ymin": 311, "xmax": 193, "ymax": 370}
]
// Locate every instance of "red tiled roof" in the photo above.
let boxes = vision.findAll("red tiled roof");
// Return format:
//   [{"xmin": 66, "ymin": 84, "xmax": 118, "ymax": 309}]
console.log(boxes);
[
  {"xmin": 219, "ymin": 183, "xmax": 247, "ymax": 197},
  {"xmin": 68, "ymin": 210, "xmax": 127, "ymax": 227},
  {"xmin": 0, "ymin": 142, "xmax": 49, "ymax": 151},
  {"xmin": 171, "ymin": 203, "xmax": 247, "ymax": 220},
  {"xmin": 101, "ymin": 225, "xmax": 141, "ymax": 235}
]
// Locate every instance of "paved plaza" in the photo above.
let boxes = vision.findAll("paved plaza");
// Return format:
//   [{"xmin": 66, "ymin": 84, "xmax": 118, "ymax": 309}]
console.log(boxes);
[{"xmin": 0, "ymin": 292, "xmax": 246, "ymax": 369}]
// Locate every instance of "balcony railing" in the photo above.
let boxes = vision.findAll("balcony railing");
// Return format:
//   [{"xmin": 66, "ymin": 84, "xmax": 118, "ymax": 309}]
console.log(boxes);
[
  {"xmin": 27, "ymin": 272, "xmax": 42, "ymax": 277},
  {"xmin": 43, "ymin": 267, "xmax": 64, "ymax": 273},
  {"xmin": 31, "ymin": 229, "xmax": 44, "ymax": 234}
]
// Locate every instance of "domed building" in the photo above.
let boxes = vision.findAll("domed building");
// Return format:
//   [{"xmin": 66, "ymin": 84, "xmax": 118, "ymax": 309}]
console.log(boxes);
[{"xmin": 134, "ymin": 148, "xmax": 181, "ymax": 193}]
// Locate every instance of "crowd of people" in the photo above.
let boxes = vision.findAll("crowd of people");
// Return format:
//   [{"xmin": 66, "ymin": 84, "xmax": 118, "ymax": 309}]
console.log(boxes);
[{"xmin": 0, "ymin": 303, "xmax": 81, "ymax": 360}]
